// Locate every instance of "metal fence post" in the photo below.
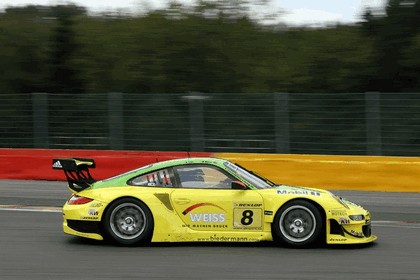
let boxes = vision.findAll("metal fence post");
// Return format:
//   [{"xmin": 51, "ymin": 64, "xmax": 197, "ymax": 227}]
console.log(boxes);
[
  {"xmin": 274, "ymin": 92, "xmax": 290, "ymax": 153},
  {"xmin": 32, "ymin": 93, "xmax": 49, "ymax": 148},
  {"xmin": 108, "ymin": 92, "xmax": 124, "ymax": 150},
  {"xmin": 365, "ymin": 92, "xmax": 382, "ymax": 155},
  {"xmin": 187, "ymin": 92, "xmax": 205, "ymax": 152}
]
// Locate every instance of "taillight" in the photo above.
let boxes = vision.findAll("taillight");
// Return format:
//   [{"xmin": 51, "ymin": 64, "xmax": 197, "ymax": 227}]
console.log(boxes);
[{"xmin": 68, "ymin": 195, "xmax": 93, "ymax": 205}]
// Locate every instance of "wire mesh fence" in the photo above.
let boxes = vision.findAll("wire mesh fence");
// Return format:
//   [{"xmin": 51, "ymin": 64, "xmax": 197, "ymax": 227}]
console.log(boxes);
[{"xmin": 1, "ymin": 92, "xmax": 420, "ymax": 156}]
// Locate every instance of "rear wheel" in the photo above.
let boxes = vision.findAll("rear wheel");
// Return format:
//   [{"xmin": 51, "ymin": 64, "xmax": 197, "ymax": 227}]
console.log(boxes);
[
  {"xmin": 273, "ymin": 200, "xmax": 323, "ymax": 247},
  {"xmin": 103, "ymin": 198, "xmax": 153, "ymax": 245}
]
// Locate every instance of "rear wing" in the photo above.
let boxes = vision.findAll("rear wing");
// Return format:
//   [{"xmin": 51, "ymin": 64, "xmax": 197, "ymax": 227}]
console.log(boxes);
[{"xmin": 52, "ymin": 158, "xmax": 96, "ymax": 192}]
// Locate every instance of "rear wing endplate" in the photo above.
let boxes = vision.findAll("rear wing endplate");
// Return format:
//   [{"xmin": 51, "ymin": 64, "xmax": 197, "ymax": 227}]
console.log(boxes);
[{"xmin": 52, "ymin": 158, "xmax": 96, "ymax": 192}]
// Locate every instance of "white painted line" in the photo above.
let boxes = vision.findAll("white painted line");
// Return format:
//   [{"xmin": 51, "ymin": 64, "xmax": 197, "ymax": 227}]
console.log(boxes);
[
  {"xmin": 0, "ymin": 208, "xmax": 61, "ymax": 213},
  {"xmin": 373, "ymin": 220, "xmax": 420, "ymax": 229},
  {"xmin": 0, "ymin": 205, "xmax": 61, "ymax": 213}
]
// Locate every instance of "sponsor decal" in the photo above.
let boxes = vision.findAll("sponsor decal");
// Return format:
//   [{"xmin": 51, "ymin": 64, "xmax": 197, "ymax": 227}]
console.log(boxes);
[
  {"xmin": 191, "ymin": 224, "xmax": 212, "ymax": 228},
  {"xmin": 234, "ymin": 203, "xmax": 262, "ymax": 207},
  {"xmin": 331, "ymin": 210, "xmax": 347, "ymax": 216},
  {"xmin": 224, "ymin": 162, "xmax": 239, "ymax": 173},
  {"xmin": 189, "ymin": 213, "xmax": 226, "ymax": 223},
  {"xmin": 211, "ymin": 224, "xmax": 228, "ymax": 228},
  {"xmin": 88, "ymin": 209, "xmax": 98, "ymax": 216},
  {"xmin": 81, "ymin": 216, "xmax": 99, "ymax": 220},
  {"xmin": 90, "ymin": 203, "xmax": 103, "ymax": 208},
  {"xmin": 329, "ymin": 238, "xmax": 347, "ymax": 242},
  {"xmin": 182, "ymin": 203, "xmax": 225, "ymax": 215},
  {"xmin": 198, "ymin": 235, "xmax": 249, "ymax": 242},
  {"xmin": 276, "ymin": 189, "xmax": 320, "ymax": 196},
  {"xmin": 182, "ymin": 224, "xmax": 228, "ymax": 228},
  {"xmin": 207, "ymin": 236, "xmax": 248, "ymax": 242},
  {"xmin": 350, "ymin": 230, "xmax": 364, "ymax": 238},
  {"xmin": 264, "ymin": 210, "xmax": 273, "ymax": 216},
  {"xmin": 52, "ymin": 160, "xmax": 62, "ymax": 169},
  {"xmin": 183, "ymin": 203, "xmax": 226, "ymax": 224},
  {"xmin": 339, "ymin": 217, "xmax": 350, "ymax": 224},
  {"xmin": 342, "ymin": 227, "xmax": 364, "ymax": 238}
]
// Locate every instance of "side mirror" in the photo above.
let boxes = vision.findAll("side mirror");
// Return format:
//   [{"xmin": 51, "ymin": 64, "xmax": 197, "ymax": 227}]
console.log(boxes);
[{"xmin": 231, "ymin": 181, "xmax": 247, "ymax": 190}]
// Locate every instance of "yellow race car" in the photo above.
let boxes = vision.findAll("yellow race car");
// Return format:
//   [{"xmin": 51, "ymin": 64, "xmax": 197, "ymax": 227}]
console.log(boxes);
[{"xmin": 53, "ymin": 157, "xmax": 377, "ymax": 247}]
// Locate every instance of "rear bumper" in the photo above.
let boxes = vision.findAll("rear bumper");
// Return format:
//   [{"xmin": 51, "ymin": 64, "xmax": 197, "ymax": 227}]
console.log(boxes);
[{"xmin": 62, "ymin": 201, "xmax": 106, "ymax": 241}]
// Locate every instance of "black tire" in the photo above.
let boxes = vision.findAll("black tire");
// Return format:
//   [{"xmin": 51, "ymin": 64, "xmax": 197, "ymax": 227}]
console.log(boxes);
[
  {"xmin": 103, "ymin": 198, "xmax": 154, "ymax": 246},
  {"xmin": 272, "ymin": 200, "xmax": 323, "ymax": 247}
]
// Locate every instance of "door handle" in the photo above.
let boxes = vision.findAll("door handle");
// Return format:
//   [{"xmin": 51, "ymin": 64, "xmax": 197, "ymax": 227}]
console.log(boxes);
[{"xmin": 174, "ymin": 198, "xmax": 191, "ymax": 204}]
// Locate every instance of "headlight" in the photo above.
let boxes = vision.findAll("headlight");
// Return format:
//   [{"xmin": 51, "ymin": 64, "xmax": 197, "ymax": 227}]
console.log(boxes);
[{"xmin": 349, "ymin": 215, "xmax": 364, "ymax": 221}]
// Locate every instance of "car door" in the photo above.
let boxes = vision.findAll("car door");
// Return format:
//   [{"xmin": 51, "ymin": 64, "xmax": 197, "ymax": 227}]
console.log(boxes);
[{"xmin": 170, "ymin": 164, "xmax": 264, "ymax": 232}]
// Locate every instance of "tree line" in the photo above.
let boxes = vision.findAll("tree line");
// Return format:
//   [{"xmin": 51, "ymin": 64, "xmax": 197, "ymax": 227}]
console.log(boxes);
[{"xmin": 1, "ymin": 0, "xmax": 420, "ymax": 95}]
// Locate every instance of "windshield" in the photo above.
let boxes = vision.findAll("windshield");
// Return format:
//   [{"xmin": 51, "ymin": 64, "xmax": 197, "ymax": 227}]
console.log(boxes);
[{"xmin": 223, "ymin": 161, "xmax": 275, "ymax": 189}]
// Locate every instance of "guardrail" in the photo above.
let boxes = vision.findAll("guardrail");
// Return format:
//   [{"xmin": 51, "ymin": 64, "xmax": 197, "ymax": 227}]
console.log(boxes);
[{"xmin": 3, "ymin": 92, "xmax": 420, "ymax": 156}]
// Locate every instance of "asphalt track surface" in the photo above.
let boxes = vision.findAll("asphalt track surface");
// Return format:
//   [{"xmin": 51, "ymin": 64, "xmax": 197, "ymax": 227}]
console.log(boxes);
[{"xmin": 0, "ymin": 180, "xmax": 419, "ymax": 280}]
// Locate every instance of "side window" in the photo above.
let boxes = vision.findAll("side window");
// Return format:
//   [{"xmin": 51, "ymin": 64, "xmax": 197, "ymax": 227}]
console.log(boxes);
[
  {"xmin": 174, "ymin": 165, "xmax": 235, "ymax": 189},
  {"xmin": 128, "ymin": 168, "xmax": 174, "ymax": 187}
]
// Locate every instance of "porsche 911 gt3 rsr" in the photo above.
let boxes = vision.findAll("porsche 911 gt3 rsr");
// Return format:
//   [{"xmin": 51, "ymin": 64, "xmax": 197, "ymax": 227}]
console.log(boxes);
[{"xmin": 53, "ymin": 157, "xmax": 377, "ymax": 247}]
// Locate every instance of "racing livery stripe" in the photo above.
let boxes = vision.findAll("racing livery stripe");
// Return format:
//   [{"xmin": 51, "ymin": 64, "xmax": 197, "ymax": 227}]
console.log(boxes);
[{"xmin": 182, "ymin": 203, "xmax": 225, "ymax": 215}]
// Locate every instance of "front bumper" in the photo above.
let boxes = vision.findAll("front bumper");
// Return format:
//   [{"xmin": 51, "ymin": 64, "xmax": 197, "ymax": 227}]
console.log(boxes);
[
  {"xmin": 326, "ymin": 208, "xmax": 377, "ymax": 244},
  {"xmin": 327, "ymin": 218, "xmax": 377, "ymax": 244}
]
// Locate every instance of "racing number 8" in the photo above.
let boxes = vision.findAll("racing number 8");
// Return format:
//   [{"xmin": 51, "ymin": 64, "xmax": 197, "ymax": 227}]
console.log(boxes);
[
  {"xmin": 241, "ymin": 210, "xmax": 254, "ymax": 225},
  {"xmin": 233, "ymin": 208, "xmax": 261, "ymax": 229}
]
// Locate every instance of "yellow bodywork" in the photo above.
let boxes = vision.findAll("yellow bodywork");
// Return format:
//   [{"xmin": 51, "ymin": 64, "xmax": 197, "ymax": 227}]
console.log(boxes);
[{"xmin": 62, "ymin": 186, "xmax": 377, "ymax": 244}]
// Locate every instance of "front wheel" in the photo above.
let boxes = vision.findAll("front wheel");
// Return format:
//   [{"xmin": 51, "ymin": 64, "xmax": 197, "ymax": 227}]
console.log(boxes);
[
  {"xmin": 103, "ymin": 198, "xmax": 154, "ymax": 246},
  {"xmin": 273, "ymin": 200, "xmax": 323, "ymax": 247}
]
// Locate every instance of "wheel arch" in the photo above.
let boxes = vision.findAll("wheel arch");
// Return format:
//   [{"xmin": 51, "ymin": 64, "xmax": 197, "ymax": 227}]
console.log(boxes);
[
  {"xmin": 100, "ymin": 195, "xmax": 155, "ymax": 239},
  {"xmin": 274, "ymin": 197, "xmax": 326, "ymax": 222},
  {"xmin": 101, "ymin": 195, "xmax": 155, "ymax": 222},
  {"xmin": 271, "ymin": 197, "xmax": 327, "ymax": 245}
]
